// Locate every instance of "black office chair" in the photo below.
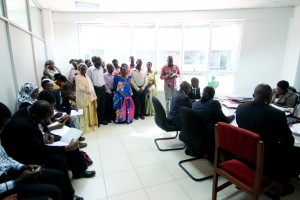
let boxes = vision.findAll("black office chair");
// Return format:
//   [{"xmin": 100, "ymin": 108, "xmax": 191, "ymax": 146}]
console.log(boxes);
[
  {"xmin": 178, "ymin": 107, "xmax": 213, "ymax": 181},
  {"xmin": 152, "ymin": 96, "xmax": 186, "ymax": 151}
]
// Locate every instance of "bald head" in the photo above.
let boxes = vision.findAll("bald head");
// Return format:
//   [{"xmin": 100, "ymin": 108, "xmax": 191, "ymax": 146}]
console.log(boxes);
[
  {"xmin": 253, "ymin": 84, "xmax": 272, "ymax": 103},
  {"xmin": 180, "ymin": 81, "xmax": 191, "ymax": 94}
]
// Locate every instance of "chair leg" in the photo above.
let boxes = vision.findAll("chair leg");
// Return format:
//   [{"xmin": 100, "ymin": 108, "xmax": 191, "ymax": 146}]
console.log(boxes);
[
  {"xmin": 178, "ymin": 157, "xmax": 213, "ymax": 181},
  {"xmin": 212, "ymin": 172, "xmax": 219, "ymax": 200},
  {"xmin": 154, "ymin": 131, "xmax": 186, "ymax": 151}
]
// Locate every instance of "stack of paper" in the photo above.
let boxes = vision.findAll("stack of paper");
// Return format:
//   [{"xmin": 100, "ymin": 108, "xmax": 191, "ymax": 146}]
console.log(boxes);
[
  {"xmin": 47, "ymin": 126, "xmax": 83, "ymax": 146},
  {"xmin": 70, "ymin": 109, "xmax": 83, "ymax": 116}
]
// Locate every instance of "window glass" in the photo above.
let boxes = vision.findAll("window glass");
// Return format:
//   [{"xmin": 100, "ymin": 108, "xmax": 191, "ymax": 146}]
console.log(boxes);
[
  {"xmin": 183, "ymin": 26, "xmax": 210, "ymax": 71},
  {"xmin": 0, "ymin": 0, "xmax": 4, "ymax": 16},
  {"xmin": 6, "ymin": 0, "xmax": 29, "ymax": 30},
  {"xmin": 79, "ymin": 25, "xmax": 105, "ymax": 60},
  {"xmin": 131, "ymin": 26, "xmax": 155, "ymax": 70},
  {"xmin": 29, "ymin": 0, "xmax": 43, "ymax": 38},
  {"xmin": 209, "ymin": 24, "xmax": 241, "ymax": 71}
]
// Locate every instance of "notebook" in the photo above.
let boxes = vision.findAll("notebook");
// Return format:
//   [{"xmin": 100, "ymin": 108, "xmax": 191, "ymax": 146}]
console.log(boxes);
[{"xmin": 47, "ymin": 126, "xmax": 83, "ymax": 146}]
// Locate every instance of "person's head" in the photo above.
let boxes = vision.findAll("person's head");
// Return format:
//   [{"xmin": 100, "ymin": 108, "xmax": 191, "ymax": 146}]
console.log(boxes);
[
  {"xmin": 276, "ymin": 80, "xmax": 289, "ymax": 95},
  {"xmin": 179, "ymin": 81, "xmax": 191, "ymax": 95},
  {"xmin": 55, "ymin": 75, "xmax": 67, "ymax": 87},
  {"xmin": 78, "ymin": 63, "xmax": 87, "ymax": 76},
  {"xmin": 146, "ymin": 62, "xmax": 152, "ymax": 71},
  {"xmin": 54, "ymin": 73, "xmax": 62, "ymax": 81},
  {"xmin": 38, "ymin": 90, "xmax": 56, "ymax": 108},
  {"xmin": 129, "ymin": 56, "xmax": 135, "ymax": 66},
  {"xmin": 91, "ymin": 56, "xmax": 97, "ymax": 64},
  {"xmin": 112, "ymin": 59, "xmax": 119, "ymax": 68},
  {"xmin": 0, "ymin": 102, "xmax": 12, "ymax": 134},
  {"xmin": 136, "ymin": 59, "xmax": 142, "ymax": 69},
  {"xmin": 167, "ymin": 56, "xmax": 173, "ymax": 66},
  {"xmin": 253, "ymin": 84, "xmax": 272, "ymax": 104},
  {"xmin": 106, "ymin": 63, "xmax": 114, "ymax": 74},
  {"xmin": 94, "ymin": 56, "xmax": 102, "ymax": 68},
  {"xmin": 61, "ymin": 84, "xmax": 73, "ymax": 98},
  {"xmin": 191, "ymin": 77, "xmax": 199, "ymax": 88},
  {"xmin": 77, "ymin": 59, "xmax": 84, "ymax": 64},
  {"xmin": 17, "ymin": 83, "xmax": 39, "ymax": 108},
  {"xmin": 28, "ymin": 100, "xmax": 53, "ymax": 124},
  {"xmin": 41, "ymin": 78, "xmax": 54, "ymax": 90},
  {"xmin": 120, "ymin": 63, "xmax": 128, "ymax": 76},
  {"xmin": 45, "ymin": 60, "xmax": 55, "ymax": 70},
  {"xmin": 85, "ymin": 59, "xmax": 92, "ymax": 67},
  {"xmin": 200, "ymin": 86, "xmax": 215, "ymax": 103}
]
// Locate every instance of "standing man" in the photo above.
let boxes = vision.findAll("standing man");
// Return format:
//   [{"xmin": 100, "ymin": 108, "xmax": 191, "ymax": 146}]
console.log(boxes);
[
  {"xmin": 128, "ymin": 56, "xmax": 135, "ymax": 74},
  {"xmin": 112, "ymin": 59, "xmax": 120, "ymax": 75},
  {"xmin": 130, "ymin": 59, "xmax": 148, "ymax": 120},
  {"xmin": 86, "ymin": 56, "xmax": 107, "ymax": 125},
  {"xmin": 104, "ymin": 63, "xmax": 115, "ymax": 123},
  {"xmin": 160, "ymin": 55, "xmax": 181, "ymax": 112}
]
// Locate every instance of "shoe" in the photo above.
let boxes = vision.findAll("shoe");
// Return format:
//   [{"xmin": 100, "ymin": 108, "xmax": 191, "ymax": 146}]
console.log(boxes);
[
  {"xmin": 73, "ymin": 170, "xmax": 96, "ymax": 179},
  {"xmin": 79, "ymin": 136, "xmax": 85, "ymax": 141},
  {"xmin": 108, "ymin": 120, "xmax": 112, "ymax": 123},
  {"xmin": 281, "ymin": 183, "xmax": 295, "ymax": 196},
  {"xmin": 140, "ymin": 116, "xmax": 145, "ymax": 120},
  {"xmin": 73, "ymin": 194, "xmax": 84, "ymax": 200},
  {"xmin": 134, "ymin": 116, "xmax": 139, "ymax": 120},
  {"xmin": 79, "ymin": 142, "xmax": 87, "ymax": 149},
  {"xmin": 101, "ymin": 121, "xmax": 108, "ymax": 125}
]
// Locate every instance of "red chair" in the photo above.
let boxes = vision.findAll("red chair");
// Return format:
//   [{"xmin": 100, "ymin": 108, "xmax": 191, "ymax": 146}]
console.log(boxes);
[{"xmin": 212, "ymin": 122, "xmax": 282, "ymax": 200}]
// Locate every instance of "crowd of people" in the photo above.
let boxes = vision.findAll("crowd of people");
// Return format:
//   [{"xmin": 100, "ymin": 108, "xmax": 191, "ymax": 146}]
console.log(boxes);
[{"xmin": 1, "ymin": 52, "xmax": 300, "ymax": 199}]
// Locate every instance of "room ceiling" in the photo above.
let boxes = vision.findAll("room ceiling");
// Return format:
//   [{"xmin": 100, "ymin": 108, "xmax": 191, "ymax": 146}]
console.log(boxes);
[{"xmin": 34, "ymin": 0, "xmax": 300, "ymax": 12}]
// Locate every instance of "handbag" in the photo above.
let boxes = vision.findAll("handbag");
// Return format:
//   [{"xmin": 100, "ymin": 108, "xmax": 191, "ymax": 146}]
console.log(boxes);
[{"xmin": 80, "ymin": 150, "xmax": 93, "ymax": 166}]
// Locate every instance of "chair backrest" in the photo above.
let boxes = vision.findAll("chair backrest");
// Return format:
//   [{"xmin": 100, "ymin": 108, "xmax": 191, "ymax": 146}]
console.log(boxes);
[
  {"xmin": 179, "ymin": 107, "xmax": 207, "ymax": 155},
  {"xmin": 215, "ymin": 122, "xmax": 261, "ymax": 164},
  {"xmin": 152, "ymin": 96, "xmax": 167, "ymax": 131},
  {"xmin": 289, "ymin": 86, "xmax": 297, "ymax": 93}
]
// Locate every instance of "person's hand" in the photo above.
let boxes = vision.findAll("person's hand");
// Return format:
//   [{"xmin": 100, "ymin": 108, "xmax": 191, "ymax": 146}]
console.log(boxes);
[
  {"xmin": 45, "ymin": 134, "xmax": 54, "ymax": 144},
  {"xmin": 65, "ymin": 139, "xmax": 79, "ymax": 152},
  {"xmin": 138, "ymin": 89, "xmax": 143, "ymax": 93},
  {"xmin": 53, "ymin": 112, "xmax": 63, "ymax": 118},
  {"xmin": 59, "ymin": 115, "xmax": 71, "ymax": 124},
  {"xmin": 3, "ymin": 194, "xmax": 17, "ymax": 200},
  {"xmin": 15, "ymin": 167, "xmax": 42, "ymax": 184}
]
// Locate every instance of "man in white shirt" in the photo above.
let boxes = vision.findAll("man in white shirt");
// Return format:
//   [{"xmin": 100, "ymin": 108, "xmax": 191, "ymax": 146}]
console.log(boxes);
[
  {"xmin": 86, "ymin": 56, "xmax": 107, "ymax": 125},
  {"xmin": 130, "ymin": 59, "xmax": 148, "ymax": 120}
]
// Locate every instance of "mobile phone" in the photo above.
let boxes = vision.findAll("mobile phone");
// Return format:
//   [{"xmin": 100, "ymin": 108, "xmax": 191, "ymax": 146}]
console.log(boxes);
[{"xmin": 34, "ymin": 165, "xmax": 43, "ymax": 172}]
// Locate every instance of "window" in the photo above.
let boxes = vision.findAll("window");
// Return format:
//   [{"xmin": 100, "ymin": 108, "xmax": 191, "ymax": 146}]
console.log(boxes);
[
  {"xmin": 0, "ymin": 0, "xmax": 3, "ymax": 16},
  {"xmin": 183, "ymin": 26, "xmax": 210, "ymax": 71},
  {"xmin": 131, "ymin": 26, "xmax": 155, "ymax": 66},
  {"xmin": 29, "ymin": 0, "xmax": 43, "ymax": 38},
  {"xmin": 79, "ymin": 25, "xmax": 105, "ymax": 60},
  {"xmin": 209, "ymin": 24, "xmax": 241, "ymax": 71},
  {"xmin": 6, "ymin": 0, "xmax": 29, "ymax": 30}
]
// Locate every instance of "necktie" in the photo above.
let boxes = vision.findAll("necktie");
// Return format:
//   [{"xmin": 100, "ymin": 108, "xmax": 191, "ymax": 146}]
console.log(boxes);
[{"xmin": 194, "ymin": 88, "xmax": 196, "ymax": 96}]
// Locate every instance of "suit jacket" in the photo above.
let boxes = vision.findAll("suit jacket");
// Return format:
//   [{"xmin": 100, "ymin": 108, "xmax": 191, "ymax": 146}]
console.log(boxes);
[
  {"xmin": 236, "ymin": 100, "xmax": 294, "ymax": 180},
  {"xmin": 167, "ymin": 90, "xmax": 192, "ymax": 128},
  {"xmin": 1, "ymin": 107, "xmax": 65, "ymax": 165},
  {"xmin": 271, "ymin": 88, "xmax": 297, "ymax": 108},
  {"xmin": 188, "ymin": 87, "xmax": 201, "ymax": 100}
]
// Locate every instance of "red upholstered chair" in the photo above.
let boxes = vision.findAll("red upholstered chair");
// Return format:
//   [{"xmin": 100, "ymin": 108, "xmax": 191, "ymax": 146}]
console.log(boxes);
[{"xmin": 212, "ymin": 122, "xmax": 282, "ymax": 200}]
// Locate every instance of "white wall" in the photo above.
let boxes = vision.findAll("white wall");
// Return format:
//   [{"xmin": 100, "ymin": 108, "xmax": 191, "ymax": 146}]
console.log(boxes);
[
  {"xmin": 281, "ymin": 5, "xmax": 300, "ymax": 90},
  {"xmin": 49, "ymin": 7, "xmax": 293, "ymax": 96}
]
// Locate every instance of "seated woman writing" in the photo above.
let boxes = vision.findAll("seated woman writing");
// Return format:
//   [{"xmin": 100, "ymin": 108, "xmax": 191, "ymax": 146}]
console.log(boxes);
[{"xmin": 113, "ymin": 64, "xmax": 135, "ymax": 124}]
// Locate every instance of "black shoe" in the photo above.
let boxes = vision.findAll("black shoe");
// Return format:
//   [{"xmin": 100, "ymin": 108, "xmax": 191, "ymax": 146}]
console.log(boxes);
[
  {"xmin": 73, "ymin": 170, "xmax": 96, "ymax": 179},
  {"xmin": 73, "ymin": 194, "xmax": 84, "ymax": 200},
  {"xmin": 134, "ymin": 116, "xmax": 139, "ymax": 120},
  {"xmin": 79, "ymin": 136, "xmax": 85, "ymax": 141},
  {"xmin": 108, "ymin": 120, "xmax": 112, "ymax": 123},
  {"xmin": 140, "ymin": 116, "xmax": 145, "ymax": 120},
  {"xmin": 79, "ymin": 142, "xmax": 87, "ymax": 149},
  {"xmin": 101, "ymin": 121, "xmax": 108, "ymax": 125},
  {"xmin": 281, "ymin": 183, "xmax": 295, "ymax": 196}
]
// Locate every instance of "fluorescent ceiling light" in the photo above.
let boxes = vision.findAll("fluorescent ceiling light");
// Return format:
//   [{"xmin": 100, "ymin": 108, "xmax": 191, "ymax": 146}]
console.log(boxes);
[{"xmin": 75, "ymin": 0, "xmax": 100, "ymax": 9}]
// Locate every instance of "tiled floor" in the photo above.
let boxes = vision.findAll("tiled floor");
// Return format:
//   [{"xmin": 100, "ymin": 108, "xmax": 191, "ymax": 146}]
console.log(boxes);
[{"xmin": 72, "ymin": 116, "xmax": 300, "ymax": 200}]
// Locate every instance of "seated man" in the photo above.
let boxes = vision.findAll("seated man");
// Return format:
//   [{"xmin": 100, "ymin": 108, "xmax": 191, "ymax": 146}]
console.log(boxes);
[
  {"xmin": 0, "ymin": 102, "xmax": 64, "ymax": 200},
  {"xmin": 236, "ymin": 84, "xmax": 300, "ymax": 196},
  {"xmin": 188, "ymin": 77, "xmax": 201, "ymax": 101},
  {"xmin": 1, "ymin": 101, "xmax": 95, "ymax": 199},
  {"xmin": 192, "ymin": 86, "xmax": 234, "ymax": 159},
  {"xmin": 271, "ymin": 80, "xmax": 297, "ymax": 108},
  {"xmin": 167, "ymin": 81, "xmax": 192, "ymax": 129}
]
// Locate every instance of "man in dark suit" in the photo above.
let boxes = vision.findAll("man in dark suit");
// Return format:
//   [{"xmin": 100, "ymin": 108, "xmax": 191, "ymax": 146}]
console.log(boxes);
[
  {"xmin": 236, "ymin": 84, "xmax": 300, "ymax": 196},
  {"xmin": 188, "ymin": 77, "xmax": 201, "ymax": 101},
  {"xmin": 192, "ymin": 86, "xmax": 234, "ymax": 159},
  {"xmin": 167, "ymin": 81, "xmax": 192, "ymax": 129}
]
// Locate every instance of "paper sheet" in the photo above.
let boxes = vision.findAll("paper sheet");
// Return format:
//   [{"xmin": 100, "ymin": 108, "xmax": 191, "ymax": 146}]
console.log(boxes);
[{"xmin": 71, "ymin": 109, "xmax": 83, "ymax": 116}]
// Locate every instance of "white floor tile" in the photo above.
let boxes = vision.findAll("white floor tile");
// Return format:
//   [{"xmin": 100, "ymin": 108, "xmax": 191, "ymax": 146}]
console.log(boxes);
[
  {"xmin": 146, "ymin": 181, "xmax": 190, "ymax": 200},
  {"xmin": 129, "ymin": 151, "xmax": 161, "ymax": 168},
  {"xmin": 104, "ymin": 169, "xmax": 143, "ymax": 197},
  {"xmin": 123, "ymin": 140, "xmax": 151, "ymax": 154},
  {"xmin": 99, "ymin": 143, "xmax": 127, "ymax": 158},
  {"xmin": 107, "ymin": 189, "xmax": 149, "ymax": 200},
  {"xmin": 136, "ymin": 163, "xmax": 174, "ymax": 187},
  {"xmin": 102, "ymin": 155, "xmax": 134, "ymax": 174}
]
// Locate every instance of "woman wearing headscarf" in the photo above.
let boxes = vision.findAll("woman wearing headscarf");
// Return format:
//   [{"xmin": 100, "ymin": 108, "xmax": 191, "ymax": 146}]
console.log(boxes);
[
  {"xmin": 113, "ymin": 63, "xmax": 135, "ymax": 124},
  {"xmin": 75, "ymin": 63, "xmax": 98, "ymax": 133},
  {"xmin": 17, "ymin": 83, "xmax": 39, "ymax": 109}
]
